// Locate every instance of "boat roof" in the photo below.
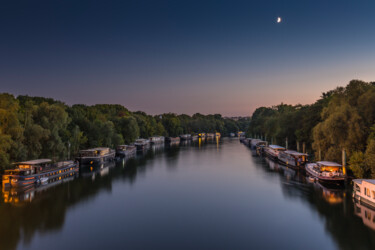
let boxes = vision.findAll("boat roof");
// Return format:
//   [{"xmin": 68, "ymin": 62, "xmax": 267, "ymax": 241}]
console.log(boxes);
[
  {"xmin": 15, "ymin": 159, "xmax": 51, "ymax": 165},
  {"xmin": 80, "ymin": 147, "xmax": 110, "ymax": 152},
  {"xmin": 353, "ymin": 179, "xmax": 375, "ymax": 185},
  {"xmin": 269, "ymin": 145, "xmax": 285, "ymax": 149},
  {"xmin": 317, "ymin": 161, "xmax": 342, "ymax": 167},
  {"xmin": 284, "ymin": 150, "xmax": 308, "ymax": 156}
]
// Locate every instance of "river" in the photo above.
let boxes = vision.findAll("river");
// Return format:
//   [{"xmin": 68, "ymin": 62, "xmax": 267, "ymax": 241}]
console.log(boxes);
[{"xmin": 1, "ymin": 138, "xmax": 375, "ymax": 250}]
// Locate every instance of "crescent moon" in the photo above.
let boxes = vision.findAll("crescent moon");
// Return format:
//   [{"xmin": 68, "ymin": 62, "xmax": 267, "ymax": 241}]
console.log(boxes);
[{"xmin": 277, "ymin": 17, "xmax": 282, "ymax": 23}]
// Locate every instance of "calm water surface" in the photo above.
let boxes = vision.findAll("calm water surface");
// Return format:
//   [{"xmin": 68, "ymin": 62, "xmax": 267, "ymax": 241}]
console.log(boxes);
[{"xmin": 2, "ymin": 138, "xmax": 375, "ymax": 250}]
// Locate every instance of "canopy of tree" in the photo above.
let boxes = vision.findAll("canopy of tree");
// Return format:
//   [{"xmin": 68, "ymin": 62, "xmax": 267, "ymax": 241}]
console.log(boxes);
[{"xmin": 0, "ymin": 94, "xmax": 248, "ymax": 172}]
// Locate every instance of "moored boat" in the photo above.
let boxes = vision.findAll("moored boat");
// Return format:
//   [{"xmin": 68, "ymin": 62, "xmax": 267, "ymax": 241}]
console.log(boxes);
[
  {"xmin": 149, "ymin": 136, "xmax": 165, "ymax": 144},
  {"xmin": 198, "ymin": 133, "xmax": 206, "ymax": 139},
  {"xmin": 250, "ymin": 139, "xmax": 260, "ymax": 149},
  {"xmin": 278, "ymin": 150, "xmax": 308, "ymax": 168},
  {"xmin": 76, "ymin": 147, "xmax": 115, "ymax": 165},
  {"xmin": 305, "ymin": 161, "xmax": 345, "ymax": 184},
  {"xmin": 255, "ymin": 141, "xmax": 268, "ymax": 155},
  {"xmin": 134, "ymin": 139, "xmax": 150, "ymax": 152},
  {"xmin": 180, "ymin": 134, "xmax": 192, "ymax": 141},
  {"xmin": 165, "ymin": 137, "xmax": 181, "ymax": 144},
  {"xmin": 353, "ymin": 179, "xmax": 375, "ymax": 208},
  {"xmin": 2, "ymin": 159, "xmax": 78, "ymax": 188},
  {"xmin": 116, "ymin": 145, "xmax": 136, "ymax": 158},
  {"xmin": 264, "ymin": 145, "xmax": 286, "ymax": 160},
  {"xmin": 206, "ymin": 133, "xmax": 215, "ymax": 139}
]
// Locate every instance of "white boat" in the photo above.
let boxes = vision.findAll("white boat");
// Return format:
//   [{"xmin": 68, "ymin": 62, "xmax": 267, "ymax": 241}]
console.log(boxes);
[
  {"xmin": 353, "ymin": 179, "xmax": 375, "ymax": 208},
  {"xmin": 149, "ymin": 136, "xmax": 165, "ymax": 144},
  {"xmin": 305, "ymin": 161, "xmax": 345, "ymax": 184},
  {"xmin": 264, "ymin": 145, "xmax": 286, "ymax": 160},
  {"xmin": 278, "ymin": 150, "xmax": 308, "ymax": 168}
]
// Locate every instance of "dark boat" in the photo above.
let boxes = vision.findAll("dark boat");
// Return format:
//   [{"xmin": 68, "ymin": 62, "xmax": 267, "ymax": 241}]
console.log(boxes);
[
  {"xmin": 134, "ymin": 139, "xmax": 150, "ymax": 152},
  {"xmin": 115, "ymin": 145, "xmax": 136, "ymax": 158},
  {"xmin": 76, "ymin": 147, "xmax": 115, "ymax": 166},
  {"xmin": 2, "ymin": 159, "xmax": 78, "ymax": 188},
  {"xmin": 278, "ymin": 150, "xmax": 308, "ymax": 168},
  {"xmin": 180, "ymin": 134, "xmax": 192, "ymax": 141},
  {"xmin": 165, "ymin": 137, "xmax": 181, "ymax": 144}
]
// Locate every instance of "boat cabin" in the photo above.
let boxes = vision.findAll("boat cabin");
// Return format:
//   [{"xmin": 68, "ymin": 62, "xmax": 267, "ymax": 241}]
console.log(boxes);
[
  {"xmin": 5, "ymin": 159, "xmax": 52, "ymax": 176},
  {"xmin": 353, "ymin": 179, "xmax": 375, "ymax": 207},
  {"xmin": 278, "ymin": 150, "xmax": 308, "ymax": 166},
  {"xmin": 78, "ymin": 148, "xmax": 111, "ymax": 157}
]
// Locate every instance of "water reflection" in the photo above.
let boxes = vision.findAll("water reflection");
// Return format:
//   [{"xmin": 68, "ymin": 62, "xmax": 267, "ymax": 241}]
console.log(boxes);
[
  {"xmin": 0, "ymin": 144, "xmax": 173, "ymax": 250},
  {"xmin": 354, "ymin": 200, "xmax": 375, "ymax": 231},
  {"xmin": 254, "ymin": 147, "xmax": 375, "ymax": 249},
  {"xmin": 3, "ymin": 139, "xmax": 375, "ymax": 250}
]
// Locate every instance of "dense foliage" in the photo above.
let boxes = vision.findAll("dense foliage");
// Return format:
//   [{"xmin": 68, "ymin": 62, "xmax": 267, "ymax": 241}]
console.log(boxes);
[
  {"xmin": 0, "ymin": 94, "xmax": 248, "ymax": 172},
  {"xmin": 248, "ymin": 80, "xmax": 375, "ymax": 178}
]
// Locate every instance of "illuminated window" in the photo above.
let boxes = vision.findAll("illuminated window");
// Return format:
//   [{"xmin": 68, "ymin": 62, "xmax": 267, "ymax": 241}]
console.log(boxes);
[{"xmin": 373, "ymin": 191, "xmax": 375, "ymax": 199}]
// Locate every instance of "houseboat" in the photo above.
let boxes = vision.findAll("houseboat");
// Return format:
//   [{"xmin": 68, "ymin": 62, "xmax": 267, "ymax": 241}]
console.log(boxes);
[
  {"xmin": 198, "ymin": 133, "xmax": 206, "ymax": 139},
  {"xmin": 165, "ymin": 137, "xmax": 181, "ymax": 144},
  {"xmin": 278, "ymin": 150, "xmax": 308, "ymax": 168},
  {"xmin": 191, "ymin": 135, "xmax": 199, "ymax": 141},
  {"xmin": 134, "ymin": 139, "xmax": 150, "ymax": 152},
  {"xmin": 3, "ymin": 170, "xmax": 78, "ymax": 204},
  {"xmin": 76, "ymin": 147, "xmax": 115, "ymax": 165},
  {"xmin": 180, "ymin": 134, "xmax": 192, "ymax": 141},
  {"xmin": 115, "ymin": 145, "xmax": 136, "ymax": 158},
  {"xmin": 149, "ymin": 136, "xmax": 165, "ymax": 144},
  {"xmin": 264, "ymin": 145, "xmax": 286, "ymax": 160},
  {"xmin": 206, "ymin": 133, "xmax": 215, "ymax": 139},
  {"xmin": 353, "ymin": 179, "xmax": 375, "ymax": 208},
  {"xmin": 250, "ymin": 139, "xmax": 260, "ymax": 149},
  {"xmin": 2, "ymin": 159, "xmax": 78, "ymax": 188},
  {"xmin": 305, "ymin": 161, "xmax": 345, "ymax": 184},
  {"xmin": 255, "ymin": 141, "xmax": 268, "ymax": 155}
]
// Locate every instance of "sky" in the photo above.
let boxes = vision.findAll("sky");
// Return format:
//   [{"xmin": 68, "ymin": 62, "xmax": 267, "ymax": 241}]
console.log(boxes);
[{"xmin": 1, "ymin": 0, "xmax": 375, "ymax": 116}]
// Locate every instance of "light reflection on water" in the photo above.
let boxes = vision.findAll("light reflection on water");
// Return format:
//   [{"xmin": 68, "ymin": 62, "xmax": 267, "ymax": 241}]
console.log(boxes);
[{"xmin": 1, "ymin": 138, "xmax": 375, "ymax": 250}]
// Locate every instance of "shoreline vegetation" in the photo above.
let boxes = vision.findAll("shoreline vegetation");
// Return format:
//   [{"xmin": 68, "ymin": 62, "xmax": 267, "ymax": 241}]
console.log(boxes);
[
  {"xmin": 0, "ymin": 94, "xmax": 249, "ymax": 173},
  {"xmin": 247, "ymin": 79, "xmax": 375, "ymax": 179}
]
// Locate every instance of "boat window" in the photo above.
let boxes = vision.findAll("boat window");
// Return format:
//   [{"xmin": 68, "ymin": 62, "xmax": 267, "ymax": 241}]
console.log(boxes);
[
  {"xmin": 367, "ymin": 188, "xmax": 371, "ymax": 197},
  {"xmin": 373, "ymin": 191, "xmax": 375, "ymax": 199}
]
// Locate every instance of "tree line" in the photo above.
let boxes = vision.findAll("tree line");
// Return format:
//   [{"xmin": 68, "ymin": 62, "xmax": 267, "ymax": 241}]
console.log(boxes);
[
  {"xmin": 0, "ymin": 93, "xmax": 248, "ymax": 172},
  {"xmin": 247, "ymin": 80, "xmax": 375, "ymax": 178}
]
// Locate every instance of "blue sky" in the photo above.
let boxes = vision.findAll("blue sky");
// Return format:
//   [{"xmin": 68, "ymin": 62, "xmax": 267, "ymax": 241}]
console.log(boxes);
[{"xmin": 1, "ymin": 0, "xmax": 375, "ymax": 115}]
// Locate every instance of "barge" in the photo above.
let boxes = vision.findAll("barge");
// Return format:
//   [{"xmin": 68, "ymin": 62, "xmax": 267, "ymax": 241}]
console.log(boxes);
[
  {"xmin": 134, "ymin": 139, "xmax": 150, "ymax": 152},
  {"xmin": 2, "ymin": 159, "xmax": 78, "ymax": 188},
  {"xmin": 264, "ymin": 145, "xmax": 286, "ymax": 160},
  {"xmin": 305, "ymin": 161, "xmax": 345, "ymax": 184},
  {"xmin": 116, "ymin": 145, "xmax": 136, "ymax": 158},
  {"xmin": 180, "ymin": 134, "xmax": 192, "ymax": 141},
  {"xmin": 255, "ymin": 141, "xmax": 268, "ymax": 155},
  {"xmin": 76, "ymin": 147, "xmax": 115, "ymax": 166},
  {"xmin": 165, "ymin": 137, "xmax": 181, "ymax": 144},
  {"xmin": 278, "ymin": 150, "xmax": 308, "ymax": 168},
  {"xmin": 149, "ymin": 136, "xmax": 165, "ymax": 144}
]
